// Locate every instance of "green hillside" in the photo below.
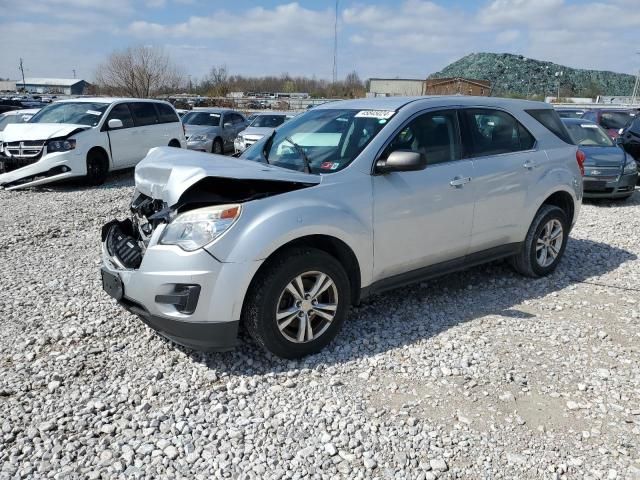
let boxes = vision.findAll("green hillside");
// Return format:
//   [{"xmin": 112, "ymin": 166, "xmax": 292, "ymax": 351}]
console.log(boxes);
[{"xmin": 429, "ymin": 52, "xmax": 635, "ymax": 98}]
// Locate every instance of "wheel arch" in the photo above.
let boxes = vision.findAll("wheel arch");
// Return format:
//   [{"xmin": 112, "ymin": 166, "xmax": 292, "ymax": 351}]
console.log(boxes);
[
  {"xmin": 168, "ymin": 139, "xmax": 181, "ymax": 147},
  {"xmin": 87, "ymin": 146, "xmax": 111, "ymax": 170},
  {"xmin": 243, "ymin": 234, "xmax": 363, "ymax": 310},
  {"xmin": 539, "ymin": 190, "xmax": 576, "ymax": 226}
]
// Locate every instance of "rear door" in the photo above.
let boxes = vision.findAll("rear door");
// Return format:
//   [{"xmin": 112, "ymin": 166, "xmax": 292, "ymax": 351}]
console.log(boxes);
[
  {"xmin": 129, "ymin": 102, "xmax": 160, "ymax": 160},
  {"xmin": 154, "ymin": 102, "xmax": 181, "ymax": 144},
  {"xmin": 372, "ymin": 108, "xmax": 475, "ymax": 280},
  {"xmin": 461, "ymin": 108, "xmax": 542, "ymax": 252},
  {"xmin": 103, "ymin": 103, "xmax": 138, "ymax": 168}
]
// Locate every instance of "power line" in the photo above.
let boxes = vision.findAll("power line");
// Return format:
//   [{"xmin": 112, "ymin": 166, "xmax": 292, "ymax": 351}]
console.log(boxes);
[{"xmin": 332, "ymin": 0, "xmax": 338, "ymax": 84}]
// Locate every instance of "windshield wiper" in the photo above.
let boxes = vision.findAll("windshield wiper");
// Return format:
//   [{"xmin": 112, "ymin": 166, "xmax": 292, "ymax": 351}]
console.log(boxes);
[{"xmin": 284, "ymin": 136, "xmax": 311, "ymax": 173}]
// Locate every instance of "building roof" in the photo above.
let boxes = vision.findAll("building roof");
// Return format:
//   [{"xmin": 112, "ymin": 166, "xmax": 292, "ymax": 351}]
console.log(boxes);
[
  {"xmin": 18, "ymin": 78, "xmax": 86, "ymax": 87},
  {"xmin": 426, "ymin": 77, "xmax": 491, "ymax": 88}
]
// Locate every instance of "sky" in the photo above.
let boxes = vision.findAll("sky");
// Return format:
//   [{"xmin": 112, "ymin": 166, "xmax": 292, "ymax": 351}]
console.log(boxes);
[{"xmin": 1, "ymin": 0, "xmax": 638, "ymax": 84}]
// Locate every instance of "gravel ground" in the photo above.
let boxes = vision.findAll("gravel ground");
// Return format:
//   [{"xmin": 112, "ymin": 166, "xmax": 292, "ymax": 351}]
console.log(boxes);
[{"xmin": 1, "ymin": 173, "xmax": 639, "ymax": 479}]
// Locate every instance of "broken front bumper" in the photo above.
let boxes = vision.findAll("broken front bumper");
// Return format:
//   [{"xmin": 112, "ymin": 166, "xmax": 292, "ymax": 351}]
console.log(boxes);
[{"xmin": 100, "ymin": 219, "xmax": 257, "ymax": 351}]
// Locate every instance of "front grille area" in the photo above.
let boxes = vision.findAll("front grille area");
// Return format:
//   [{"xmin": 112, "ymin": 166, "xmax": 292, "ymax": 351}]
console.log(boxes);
[
  {"xmin": 0, "ymin": 140, "xmax": 46, "ymax": 173},
  {"xmin": 103, "ymin": 219, "xmax": 143, "ymax": 269}
]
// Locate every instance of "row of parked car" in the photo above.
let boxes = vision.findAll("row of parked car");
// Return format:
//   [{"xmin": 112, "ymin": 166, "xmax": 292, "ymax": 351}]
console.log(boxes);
[
  {"xmin": 555, "ymin": 107, "xmax": 639, "ymax": 200},
  {"xmin": 0, "ymin": 98, "xmax": 294, "ymax": 189}
]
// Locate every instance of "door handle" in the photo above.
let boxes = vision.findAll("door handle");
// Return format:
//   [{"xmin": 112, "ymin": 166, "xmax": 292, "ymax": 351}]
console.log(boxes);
[
  {"xmin": 523, "ymin": 160, "xmax": 537, "ymax": 170},
  {"xmin": 450, "ymin": 176, "xmax": 471, "ymax": 187}
]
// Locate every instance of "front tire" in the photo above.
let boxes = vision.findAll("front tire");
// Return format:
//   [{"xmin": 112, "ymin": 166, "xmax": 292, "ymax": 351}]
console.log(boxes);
[
  {"xmin": 510, "ymin": 205, "xmax": 569, "ymax": 277},
  {"xmin": 212, "ymin": 138, "xmax": 223, "ymax": 155},
  {"xmin": 243, "ymin": 248, "xmax": 351, "ymax": 359},
  {"xmin": 86, "ymin": 150, "xmax": 109, "ymax": 186}
]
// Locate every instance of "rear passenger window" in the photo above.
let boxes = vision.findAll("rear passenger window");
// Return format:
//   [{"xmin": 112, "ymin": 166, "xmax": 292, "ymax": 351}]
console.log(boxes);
[
  {"xmin": 463, "ymin": 109, "xmax": 536, "ymax": 157},
  {"xmin": 130, "ymin": 102, "xmax": 159, "ymax": 126},
  {"xmin": 526, "ymin": 108, "xmax": 573, "ymax": 144},
  {"xmin": 383, "ymin": 110, "xmax": 460, "ymax": 165},
  {"xmin": 155, "ymin": 103, "xmax": 179, "ymax": 123},
  {"xmin": 106, "ymin": 104, "xmax": 134, "ymax": 129}
]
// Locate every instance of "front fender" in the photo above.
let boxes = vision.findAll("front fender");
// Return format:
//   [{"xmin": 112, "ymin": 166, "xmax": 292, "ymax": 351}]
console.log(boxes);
[{"xmin": 206, "ymin": 179, "xmax": 374, "ymax": 285}]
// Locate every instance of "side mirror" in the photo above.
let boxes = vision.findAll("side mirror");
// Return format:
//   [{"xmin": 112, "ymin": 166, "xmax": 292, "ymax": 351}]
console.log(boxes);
[
  {"xmin": 375, "ymin": 150, "xmax": 427, "ymax": 174},
  {"xmin": 108, "ymin": 118, "xmax": 124, "ymax": 130},
  {"xmin": 223, "ymin": 122, "xmax": 232, "ymax": 129}
]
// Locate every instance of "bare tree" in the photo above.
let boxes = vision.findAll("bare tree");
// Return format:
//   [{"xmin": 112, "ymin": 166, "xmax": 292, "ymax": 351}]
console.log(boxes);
[
  {"xmin": 203, "ymin": 65, "xmax": 230, "ymax": 97},
  {"xmin": 95, "ymin": 46, "xmax": 183, "ymax": 98}
]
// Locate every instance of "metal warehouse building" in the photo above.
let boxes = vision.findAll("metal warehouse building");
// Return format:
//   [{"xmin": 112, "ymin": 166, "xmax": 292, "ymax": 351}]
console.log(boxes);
[
  {"xmin": 16, "ymin": 78, "xmax": 90, "ymax": 95},
  {"xmin": 368, "ymin": 78, "xmax": 425, "ymax": 97}
]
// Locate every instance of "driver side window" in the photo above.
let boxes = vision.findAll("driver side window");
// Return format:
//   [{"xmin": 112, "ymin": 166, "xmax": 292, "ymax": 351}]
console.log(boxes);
[
  {"xmin": 106, "ymin": 104, "xmax": 134, "ymax": 129},
  {"xmin": 383, "ymin": 110, "xmax": 461, "ymax": 165}
]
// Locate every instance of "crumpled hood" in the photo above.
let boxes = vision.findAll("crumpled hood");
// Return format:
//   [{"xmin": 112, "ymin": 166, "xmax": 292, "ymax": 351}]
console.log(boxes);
[
  {"xmin": 0, "ymin": 123, "xmax": 88, "ymax": 142},
  {"xmin": 240, "ymin": 126, "xmax": 274, "ymax": 138},
  {"xmin": 184, "ymin": 125, "xmax": 218, "ymax": 138},
  {"xmin": 580, "ymin": 145, "xmax": 625, "ymax": 167},
  {"xmin": 135, "ymin": 147, "xmax": 321, "ymax": 206}
]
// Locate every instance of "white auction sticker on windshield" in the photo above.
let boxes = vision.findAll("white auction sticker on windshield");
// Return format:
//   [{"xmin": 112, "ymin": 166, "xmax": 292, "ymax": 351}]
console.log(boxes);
[
  {"xmin": 355, "ymin": 110, "xmax": 395, "ymax": 119},
  {"xmin": 209, "ymin": 114, "xmax": 220, "ymax": 117},
  {"xmin": 580, "ymin": 124, "xmax": 598, "ymax": 128},
  {"xmin": 86, "ymin": 110, "xmax": 102, "ymax": 116}
]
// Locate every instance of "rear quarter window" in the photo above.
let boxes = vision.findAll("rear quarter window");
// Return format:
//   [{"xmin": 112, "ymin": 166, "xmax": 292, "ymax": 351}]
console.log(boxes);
[{"xmin": 525, "ymin": 109, "xmax": 574, "ymax": 145}]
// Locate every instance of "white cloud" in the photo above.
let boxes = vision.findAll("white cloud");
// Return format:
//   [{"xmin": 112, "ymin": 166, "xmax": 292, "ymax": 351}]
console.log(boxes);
[{"xmin": 495, "ymin": 29, "xmax": 520, "ymax": 45}]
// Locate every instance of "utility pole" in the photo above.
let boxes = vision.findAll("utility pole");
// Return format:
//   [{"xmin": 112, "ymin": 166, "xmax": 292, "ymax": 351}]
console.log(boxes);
[
  {"xmin": 18, "ymin": 58, "xmax": 26, "ymax": 92},
  {"xmin": 332, "ymin": 0, "xmax": 338, "ymax": 84},
  {"xmin": 72, "ymin": 69, "xmax": 76, "ymax": 79},
  {"xmin": 632, "ymin": 52, "xmax": 640, "ymax": 106}
]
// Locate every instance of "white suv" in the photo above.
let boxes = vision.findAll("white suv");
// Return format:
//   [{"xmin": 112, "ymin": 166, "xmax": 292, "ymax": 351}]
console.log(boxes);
[{"xmin": 0, "ymin": 98, "xmax": 186, "ymax": 189}]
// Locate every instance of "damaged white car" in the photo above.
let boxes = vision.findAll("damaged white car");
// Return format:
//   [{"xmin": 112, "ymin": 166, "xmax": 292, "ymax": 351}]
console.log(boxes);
[{"xmin": 0, "ymin": 98, "xmax": 185, "ymax": 189}]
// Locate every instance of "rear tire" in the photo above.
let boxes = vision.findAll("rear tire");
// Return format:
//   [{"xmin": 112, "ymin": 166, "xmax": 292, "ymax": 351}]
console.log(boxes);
[
  {"xmin": 168, "ymin": 139, "xmax": 181, "ymax": 148},
  {"xmin": 86, "ymin": 150, "xmax": 109, "ymax": 186},
  {"xmin": 510, "ymin": 204, "xmax": 568, "ymax": 278},
  {"xmin": 243, "ymin": 248, "xmax": 351, "ymax": 359},
  {"xmin": 212, "ymin": 138, "xmax": 223, "ymax": 155}
]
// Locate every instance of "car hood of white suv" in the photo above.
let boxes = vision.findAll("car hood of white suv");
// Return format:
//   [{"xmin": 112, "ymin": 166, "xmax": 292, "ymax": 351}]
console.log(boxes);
[
  {"xmin": 0, "ymin": 123, "xmax": 88, "ymax": 142},
  {"xmin": 135, "ymin": 147, "xmax": 321, "ymax": 206}
]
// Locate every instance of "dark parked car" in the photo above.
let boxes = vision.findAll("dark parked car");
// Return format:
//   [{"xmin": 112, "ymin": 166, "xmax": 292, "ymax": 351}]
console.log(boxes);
[
  {"xmin": 581, "ymin": 109, "xmax": 637, "ymax": 139},
  {"xmin": 562, "ymin": 118, "xmax": 637, "ymax": 200},
  {"xmin": 617, "ymin": 115, "xmax": 640, "ymax": 166}
]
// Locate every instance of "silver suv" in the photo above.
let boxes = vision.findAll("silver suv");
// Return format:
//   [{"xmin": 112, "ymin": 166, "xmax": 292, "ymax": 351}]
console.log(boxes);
[{"xmin": 101, "ymin": 96, "xmax": 582, "ymax": 358}]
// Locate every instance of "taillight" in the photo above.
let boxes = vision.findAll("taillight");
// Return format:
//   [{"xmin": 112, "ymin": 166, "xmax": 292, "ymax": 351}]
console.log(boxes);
[{"xmin": 576, "ymin": 149, "xmax": 585, "ymax": 176}]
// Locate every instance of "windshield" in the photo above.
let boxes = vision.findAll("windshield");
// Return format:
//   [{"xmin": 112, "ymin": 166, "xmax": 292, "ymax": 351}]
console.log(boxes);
[
  {"xmin": 249, "ymin": 115, "xmax": 287, "ymax": 128},
  {"xmin": 240, "ymin": 108, "xmax": 394, "ymax": 173},
  {"xmin": 601, "ymin": 111, "xmax": 635, "ymax": 130},
  {"xmin": 182, "ymin": 111, "xmax": 220, "ymax": 126},
  {"xmin": 29, "ymin": 102, "xmax": 108, "ymax": 126},
  {"xmin": 564, "ymin": 121, "xmax": 614, "ymax": 147}
]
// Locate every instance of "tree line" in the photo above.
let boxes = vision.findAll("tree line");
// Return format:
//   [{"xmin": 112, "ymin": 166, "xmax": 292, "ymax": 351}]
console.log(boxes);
[{"xmin": 93, "ymin": 46, "xmax": 366, "ymax": 99}]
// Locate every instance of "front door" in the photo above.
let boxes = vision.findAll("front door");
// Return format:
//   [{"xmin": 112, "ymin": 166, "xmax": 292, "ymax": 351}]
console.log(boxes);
[
  {"xmin": 104, "ymin": 103, "xmax": 138, "ymax": 168},
  {"xmin": 372, "ymin": 109, "xmax": 475, "ymax": 281}
]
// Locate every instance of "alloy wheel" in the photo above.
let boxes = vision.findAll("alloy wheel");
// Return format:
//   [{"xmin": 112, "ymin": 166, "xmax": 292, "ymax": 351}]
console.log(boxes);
[
  {"xmin": 275, "ymin": 271, "xmax": 338, "ymax": 343},
  {"xmin": 536, "ymin": 219, "xmax": 563, "ymax": 267}
]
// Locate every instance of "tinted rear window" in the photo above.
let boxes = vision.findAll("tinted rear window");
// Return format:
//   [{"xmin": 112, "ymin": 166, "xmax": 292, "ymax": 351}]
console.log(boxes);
[
  {"xmin": 155, "ymin": 103, "xmax": 179, "ymax": 123},
  {"xmin": 130, "ymin": 102, "xmax": 159, "ymax": 127},
  {"xmin": 526, "ymin": 109, "xmax": 573, "ymax": 144}
]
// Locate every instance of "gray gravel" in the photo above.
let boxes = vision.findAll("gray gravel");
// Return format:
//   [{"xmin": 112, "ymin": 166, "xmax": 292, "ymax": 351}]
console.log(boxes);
[{"xmin": 1, "ymin": 173, "xmax": 639, "ymax": 479}]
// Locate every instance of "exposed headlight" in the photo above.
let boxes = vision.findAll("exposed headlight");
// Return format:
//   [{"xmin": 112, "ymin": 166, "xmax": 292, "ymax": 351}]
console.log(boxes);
[
  {"xmin": 623, "ymin": 156, "xmax": 638, "ymax": 174},
  {"xmin": 188, "ymin": 134, "xmax": 209, "ymax": 142},
  {"xmin": 159, "ymin": 205, "xmax": 241, "ymax": 251},
  {"xmin": 47, "ymin": 139, "xmax": 76, "ymax": 153}
]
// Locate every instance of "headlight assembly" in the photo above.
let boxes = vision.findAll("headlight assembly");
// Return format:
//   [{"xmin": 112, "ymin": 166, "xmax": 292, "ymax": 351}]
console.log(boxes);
[
  {"xmin": 159, "ymin": 205, "xmax": 241, "ymax": 251},
  {"xmin": 623, "ymin": 157, "xmax": 638, "ymax": 174},
  {"xmin": 47, "ymin": 139, "xmax": 76, "ymax": 153}
]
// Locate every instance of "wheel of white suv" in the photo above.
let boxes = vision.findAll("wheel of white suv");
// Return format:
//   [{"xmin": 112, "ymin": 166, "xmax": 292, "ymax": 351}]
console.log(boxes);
[
  {"xmin": 510, "ymin": 204, "xmax": 569, "ymax": 277},
  {"xmin": 243, "ymin": 247, "xmax": 351, "ymax": 358}
]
